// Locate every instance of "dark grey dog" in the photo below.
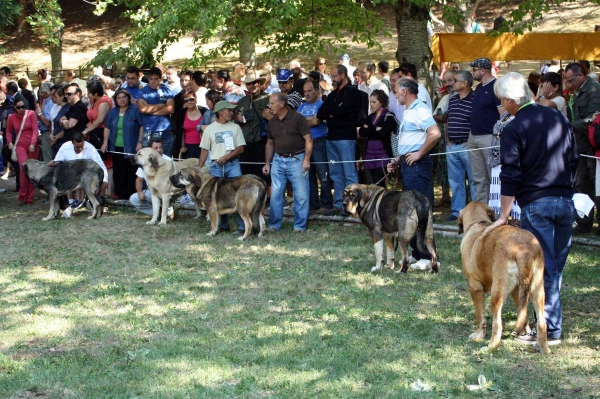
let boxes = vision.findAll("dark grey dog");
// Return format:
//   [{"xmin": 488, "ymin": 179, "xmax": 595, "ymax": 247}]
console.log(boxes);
[
  {"xmin": 342, "ymin": 183, "xmax": 438, "ymax": 273},
  {"xmin": 23, "ymin": 159, "xmax": 105, "ymax": 221}
]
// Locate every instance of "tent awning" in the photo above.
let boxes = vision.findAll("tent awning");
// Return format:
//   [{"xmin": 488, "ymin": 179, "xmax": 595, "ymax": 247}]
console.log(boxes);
[{"xmin": 431, "ymin": 32, "xmax": 600, "ymax": 67}]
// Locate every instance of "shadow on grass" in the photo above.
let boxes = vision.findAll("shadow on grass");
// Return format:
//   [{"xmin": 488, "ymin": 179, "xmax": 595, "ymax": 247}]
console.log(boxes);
[{"xmin": 1, "ymin": 198, "xmax": 599, "ymax": 398}]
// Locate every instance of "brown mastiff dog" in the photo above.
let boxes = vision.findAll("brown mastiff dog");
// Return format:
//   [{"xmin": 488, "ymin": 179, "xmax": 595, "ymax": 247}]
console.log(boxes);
[
  {"xmin": 342, "ymin": 184, "xmax": 438, "ymax": 273},
  {"xmin": 170, "ymin": 167, "xmax": 267, "ymax": 240},
  {"xmin": 458, "ymin": 202, "xmax": 550, "ymax": 353}
]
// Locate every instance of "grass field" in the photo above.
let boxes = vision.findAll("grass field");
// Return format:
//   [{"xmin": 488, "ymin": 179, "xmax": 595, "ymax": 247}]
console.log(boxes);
[{"xmin": 1, "ymin": 196, "xmax": 599, "ymax": 398}]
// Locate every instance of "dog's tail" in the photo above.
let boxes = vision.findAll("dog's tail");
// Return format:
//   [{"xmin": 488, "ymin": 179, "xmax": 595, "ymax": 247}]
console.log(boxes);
[
  {"xmin": 252, "ymin": 182, "xmax": 268, "ymax": 234},
  {"xmin": 415, "ymin": 198, "xmax": 434, "ymax": 258}
]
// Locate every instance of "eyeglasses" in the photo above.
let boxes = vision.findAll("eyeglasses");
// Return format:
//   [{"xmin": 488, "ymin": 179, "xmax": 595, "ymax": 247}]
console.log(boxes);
[
  {"xmin": 246, "ymin": 81, "xmax": 259, "ymax": 86},
  {"xmin": 14, "ymin": 105, "xmax": 26, "ymax": 110},
  {"xmin": 65, "ymin": 92, "xmax": 76, "ymax": 96},
  {"xmin": 319, "ymin": 62, "xmax": 326, "ymax": 65},
  {"xmin": 453, "ymin": 80, "xmax": 466, "ymax": 83},
  {"xmin": 184, "ymin": 98, "xmax": 195, "ymax": 103}
]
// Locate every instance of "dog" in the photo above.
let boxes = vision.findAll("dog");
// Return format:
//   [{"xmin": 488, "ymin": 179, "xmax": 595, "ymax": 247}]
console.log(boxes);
[
  {"xmin": 23, "ymin": 159, "xmax": 104, "ymax": 221},
  {"xmin": 342, "ymin": 184, "xmax": 438, "ymax": 273},
  {"xmin": 170, "ymin": 167, "xmax": 267, "ymax": 240},
  {"xmin": 458, "ymin": 202, "xmax": 550, "ymax": 353},
  {"xmin": 132, "ymin": 148, "xmax": 200, "ymax": 225}
]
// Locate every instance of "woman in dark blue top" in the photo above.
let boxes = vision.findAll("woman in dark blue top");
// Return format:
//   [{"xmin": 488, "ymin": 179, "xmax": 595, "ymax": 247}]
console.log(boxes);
[{"xmin": 49, "ymin": 85, "xmax": 71, "ymax": 155}]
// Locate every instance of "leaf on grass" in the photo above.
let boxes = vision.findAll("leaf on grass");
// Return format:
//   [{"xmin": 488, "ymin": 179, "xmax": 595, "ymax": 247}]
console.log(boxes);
[
  {"xmin": 410, "ymin": 378, "xmax": 431, "ymax": 391},
  {"xmin": 467, "ymin": 374, "xmax": 494, "ymax": 391}
]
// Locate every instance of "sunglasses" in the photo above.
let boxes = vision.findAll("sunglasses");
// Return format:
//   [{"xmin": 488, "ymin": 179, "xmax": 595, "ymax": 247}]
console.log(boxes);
[
  {"xmin": 65, "ymin": 92, "xmax": 76, "ymax": 96},
  {"xmin": 319, "ymin": 62, "xmax": 326, "ymax": 65},
  {"xmin": 15, "ymin": 105, "xmax": 26, "ymax": 110},
  {"xmin": 184, "ymin": 98, "xmax": 195, "ymax": 103}
]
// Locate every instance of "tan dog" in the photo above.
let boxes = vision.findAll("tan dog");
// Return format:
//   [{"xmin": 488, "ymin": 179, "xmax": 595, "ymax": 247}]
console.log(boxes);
[
  {"xmin": 458, "ymin": 202, "xmax": 549, "ymax": 353},
  {"xmin": 132, "ymin": 148, "xmax": 199, "ymax": 225}
]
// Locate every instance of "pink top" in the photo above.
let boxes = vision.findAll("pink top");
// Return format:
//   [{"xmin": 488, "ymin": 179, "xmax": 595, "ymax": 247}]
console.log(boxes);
[
  {"xmin": 183, "ymin": 112, "xmax": 202, "ymax": 145},
  {"xmin": 7, "ymin": 110, "xmax": 39, "ymax": 147},
  {"xmin": 86, "ymin": 96, "xmax": 114, "ymax": 128}
]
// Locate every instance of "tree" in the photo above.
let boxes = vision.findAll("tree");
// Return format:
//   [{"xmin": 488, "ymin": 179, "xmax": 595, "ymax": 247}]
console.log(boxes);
[
  {"xmin": 26, "ymin": 0, "xmax": 64, "ymax": 73},
  {"xmin": 91, "ymin": 0, "xmax": 389, "ymax": 67}
]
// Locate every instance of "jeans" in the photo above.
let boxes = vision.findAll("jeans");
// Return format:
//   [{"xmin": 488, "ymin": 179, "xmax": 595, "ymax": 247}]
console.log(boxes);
[
  {"xmin": 208, "ymin": 158, "xmax": 245, "ymax": 232},
  {"xmin": 446, "ymin": 142, "xmax": 476, "ymax": 217},
  {"xmin": 520, "ymin": 196, "xmax": 576, "ymax": 340},
  {"xmin": 309, "ymin": 139, "xmax": 333, "ymax": 210},
  {"xmin": 327, "ymin": 139, "xmax": 359, "ymax": 208},
  {"xmin": 142, "ymin": 130, "xmax": 174, "ymax": 157},
  {"xmin": 129, "ymin": 189, "xmax": 153, "ymax": 216},
  {"xmin": 401, "ymin": 154, "xmax": 436, "ymax": 260},
  {"xmin": 269, "ymin": 153, "xmax": 310, "ymax": 231}
]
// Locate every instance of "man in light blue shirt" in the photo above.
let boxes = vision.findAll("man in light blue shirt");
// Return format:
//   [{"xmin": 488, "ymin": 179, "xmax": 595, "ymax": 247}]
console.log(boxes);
[{"xmin": 36, "ymin": 81, "xmax": 55, "ymax": 162}]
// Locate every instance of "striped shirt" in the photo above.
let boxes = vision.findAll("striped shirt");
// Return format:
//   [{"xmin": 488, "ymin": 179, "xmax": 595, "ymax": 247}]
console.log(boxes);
[
  {"xmin": 397, "ymin": 99, "xmax": 436, "ymax": 155},
  {"xmin": 447, "ymin": 91, "xmax": 474, "ymax": 142}
]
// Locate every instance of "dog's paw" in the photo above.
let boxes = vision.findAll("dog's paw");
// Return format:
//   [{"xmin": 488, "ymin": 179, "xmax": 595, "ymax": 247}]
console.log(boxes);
[
  {"xmin": 237, "ymin": 236, "xmax": 246, "ymax": 241},
  {"xmin": 469, "ymin": 332, "xmax": 485, "ymax": 342},
  {"xmin": 41, "ymin": 216, "xmax": 53, "ymax": 222},
  {"xmin": 87, "ymin": 215, "xmax": 95, "ymax": 220},
  {"xmin": 158, "ymin": 221, "xmax": 167, "ymax": 226},
  {"xmin": 146, "ymin": 220, "xmax": 158, "ymax": 225},
  {"xmin": 371, "ymin": 265, "xmax": 382, "ymax": 272},
  {"xmin": 258, "ymin": 232, "xmax": 265, "ymax": 238},
  {"xmin": 478, "ymin": 345, "xmax": 495, "ymax": 353},
  {"xmin": 385, "ymin": 262, "xmax": 395, "ymax": 270},
  {"xmin": 206, "ymin": 231, "xmax": 217, "ymax": 237}
]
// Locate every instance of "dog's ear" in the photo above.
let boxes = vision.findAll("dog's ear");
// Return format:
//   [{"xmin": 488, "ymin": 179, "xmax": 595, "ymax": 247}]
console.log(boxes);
[
  {"xmin": 487, "ymin": 206, "xmax": 496, "ymax": 222},
  {"xmin": 149, "ymin": 154, "xmax": 159, "ymax": 170},
  {"xmin": 457, "ymin": 210, "xmax": 464, "ymax": 234},
  {"xmin": 358, "ymin": 189, "xmax": 369, "ymax": 208},
  {"xmin": 189, "ymin": 169, "xmax": 203, "ymax": 187}
]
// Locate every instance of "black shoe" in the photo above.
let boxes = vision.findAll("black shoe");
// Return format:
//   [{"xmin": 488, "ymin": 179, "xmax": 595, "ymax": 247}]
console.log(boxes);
[
  {"xmin": 573, "ymin": 225, "xmax": 592, "ymax": 234},
  {"xmin": 595, "ymin": 230, "xmax": 600, "ymax": 237},
  {"xmin": 515, "ymin": 330, "xmax": 561, "ymax": 346},
  {"xmin": 446, "ymin": 215, "xmax": 458, "ymax": 221}
]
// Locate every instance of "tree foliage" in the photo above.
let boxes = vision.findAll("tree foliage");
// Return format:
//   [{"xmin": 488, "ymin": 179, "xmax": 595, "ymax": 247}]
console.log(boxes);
[
  {"xmin": 91, "ymin": 0, "xmax": 389, "ymax": 67},
  {"xmin": 26, "ymin": 0, "xmax": 64, "ymax": 71},
  {"xmin": 0, "ymin": 0, "xmax": 22, "ymax": 28}
]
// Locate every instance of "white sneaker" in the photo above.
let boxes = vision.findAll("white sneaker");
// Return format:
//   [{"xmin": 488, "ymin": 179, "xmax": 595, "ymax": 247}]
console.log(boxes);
[
  {"xmin": 61, "ymin": 207, "xmax": 73, "ymax": 219},
  {"xmin": 177, "ymin": 194, "xmax": 193, "ymax": 205},
  {"xmin": 408, "ymin": 255, "xmax": 418, "ymax": 264},
  {"xmin": 167, "ymin": 206, "xmax": 174, "ymax": 217},
  {"xmin": 410, "ymin": 259, "xmax": 431, "ymax": 271}
]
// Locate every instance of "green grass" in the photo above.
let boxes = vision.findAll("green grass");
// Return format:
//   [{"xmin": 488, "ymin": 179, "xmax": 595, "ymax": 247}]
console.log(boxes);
[{"xmin": 1, "ymin": 198, "xmax": 599, "ymax": 398}]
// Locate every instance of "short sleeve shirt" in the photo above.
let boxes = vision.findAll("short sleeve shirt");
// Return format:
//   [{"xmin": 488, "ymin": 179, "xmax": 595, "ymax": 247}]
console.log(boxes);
[
  {"xmin": 397, "ymin": 99, "xmax": 436, "ymax": 155},
  {"xmin": 139, "ymin": 84, "xmax": 174, "ymax": 132},
  {"xmin": 63, "ymin": 101, "xmax": 89, "ymax": 141},
  {"xmin": 297, "ymin": 100, "xmax": 327, "ymax": 140},
  {"xmin": 200, "ymin": 121, "xmax": 246, "ymax": 160},
  {"xmin": 267, "ymin": 109, "xmax": 311, "ymax": 154}
]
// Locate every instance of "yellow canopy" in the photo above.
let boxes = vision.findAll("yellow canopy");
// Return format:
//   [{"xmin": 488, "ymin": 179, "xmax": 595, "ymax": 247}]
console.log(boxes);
[{"xmin": 431, "ymin": 32, "xmax": 600, "ymax": 67}]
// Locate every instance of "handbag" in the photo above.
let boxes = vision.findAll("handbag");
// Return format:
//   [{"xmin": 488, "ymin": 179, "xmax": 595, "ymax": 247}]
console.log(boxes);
[{"xmin": 11, "ymin": 111, "xmax": 29, "ymax": 162}]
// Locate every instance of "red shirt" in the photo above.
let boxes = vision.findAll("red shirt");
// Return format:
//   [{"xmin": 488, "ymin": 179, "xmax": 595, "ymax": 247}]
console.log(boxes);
[
  {"xmin": 86, "ymin": 96, "xmax": 114, "ymax": 128},
  {"xmin": 7, "ymin": 110, "xmax": 39, "ymax": 147}
]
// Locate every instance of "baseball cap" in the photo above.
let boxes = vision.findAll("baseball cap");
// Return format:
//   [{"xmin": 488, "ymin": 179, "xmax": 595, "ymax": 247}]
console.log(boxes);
[
  {"xmin": 277, "ymin": 68, "xmax": 293, "ymax": 82},
  {"xmin": 213, "ymin": 100, "xmax": 236, "ymax": 113},
  {"xmin": 339, "ymin": 54, "xmax": 351, "ymax": 62},
  {"xmin": 469, "ymin": 58, "xmax": 493, "ymax": 70}
]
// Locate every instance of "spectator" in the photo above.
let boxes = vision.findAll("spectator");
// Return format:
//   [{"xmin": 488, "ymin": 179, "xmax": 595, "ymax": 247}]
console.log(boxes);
[
  {"xmin": 468, "ymin": 57, "xmax": 504, "ymax": 204},
  {"xmin": 120, "ymin": 66, "xmax": 147, "ymax": 103},
  {"xmin": 486, "ymin": 72, "xmax": 579, "ymax": 348},
  {"xmin": 534, "ymin": 72, "xmax": 568, "ymax": 117},
  {"xmin": 137, "ymin": 66, "xmax": 175, "ymax": 156},
  {"xmin": 316, "ymin": 64, "xmax": 361, "ymax": 215},
  {"xmin": 6, "ymin": 98, "xmax": 39, "ymax": 205},
  {"xmin": 199, "ymin": 89, "xmax": 223, "ymax": 134},
  {"xmin": 445, "ymin": 70, "xmax": 476, "ymax": 221},
  {"xmin": 378, "ymin": 60, "xmax": 391, "ymax": 92},
  {"xmin": 358, "ymin": 89, "xmax": 397, "ymax": 187},
  {"xmin": 84, "ymin": 80, "xmax": 113, "ymax": 154},
  {"xmin": 59, "ymin": 84, "xmax": 89, "ymax": 143},
  {"xmin": 165, "ymin": 66, "xmax": 181, "ymax": 96},
  {"xmin": 190, "ymin": 70, "xmax": 208, "ymax": 108},
  {"xmin": 338, "ymin": 54, "xmax": 356, "ymax": 84},
  {"xmin": 314, "ymin": 57, "xmax": 333, "ymax": 93},
  {"xmin": 212, "ymin": 70, "xmax": 245, "ymax": 105},
  {"xmin": 17, "ymin": 78, "xmax": 36, "ymax": 110},
  {"xmin": 579, "ymin": 60, "xmax": 598, "ymax": 82},
  {"xmin": 262, "ymin": 92, "xmax": 313, "ymax": 232},
  {"xmin": 527, "ymin": 71, "xmax": 541, "ymax": 94},
  {"xmin": 175, "ymin": 88, "xmax": 204, "ymax": 159},
  {"xmin": 103, "ymin": 88, "xmax": 143, "ymax": 200},
  {"xmin": 35, "ymin": 81, "xmax": 55, "ymax": 162},
  {"xmin": 565, "ymin": 62, "xmax": 600, "ymax": 234},
  {"xmin": 49, "ymin": 85, "xmax": 71, "ymax": 152},
  {"xmin": 398, "ymin": 62, "xmax": 432, "ymax": 109},
  {"xmin": 358, "ymin": 62, "xmax": 389, "ymax": 104},
  {"xmin": 297, "ymin": 79, "xmax": 334, "ymax": 214},
  {"xmin": 272, "ymin": 69, "xmax": 302, "ymax": 111},
  {"xmin": 471, "ymin": 14, "xmax": 485, "ymax": 33}
]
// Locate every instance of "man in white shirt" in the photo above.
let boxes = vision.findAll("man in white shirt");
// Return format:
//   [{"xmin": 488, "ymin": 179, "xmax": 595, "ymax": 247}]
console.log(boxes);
[
  {"xmin": 398, "ymin": 62, "xmax": 433, "ymax": 109},
  {"xmin": 358, "ymin": 61, "xmax": 389, "ymax": 113},
  {"xmin": 49, "ymin": 132, "xmax": 108, "ymax": 215}
]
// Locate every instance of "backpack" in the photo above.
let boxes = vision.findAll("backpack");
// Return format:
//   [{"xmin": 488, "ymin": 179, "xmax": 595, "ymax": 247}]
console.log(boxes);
[{"xmin": 588, "ymin": 113, "xmax": 600, "ymax": 151}]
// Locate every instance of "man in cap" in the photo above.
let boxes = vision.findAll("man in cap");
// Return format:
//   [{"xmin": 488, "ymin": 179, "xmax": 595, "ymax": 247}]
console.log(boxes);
[
  {"xmin": 234, "ymin": 69, "xmax": 271, "ymax": 179},
  {"xmin": 275, "ymin": 68, "xmax": 302, "ymax": 111},
  {"xmin": 339, "ymin": 54, "xmax": 356, "ymax": 84},
  {"xmin": 198, "ymin": 100, "xmax": 247, "ymax": 235},
  {"xmin": 468, "ymin": 57, "xmax": 505, "ymax": 204}
]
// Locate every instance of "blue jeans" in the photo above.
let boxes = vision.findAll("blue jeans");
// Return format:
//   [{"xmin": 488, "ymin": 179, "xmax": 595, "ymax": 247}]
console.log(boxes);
[
  {"xmin": 446, "ymin": 142, "xmax": 476, "ymax": 217},
  {"xmin": 520, "ymin": 196, "xmax": 576, "ymax": 340},
  {"xmin": 269, "ymin": 153, "xmax": 310, "ymax": 231},
  {"xmin": 208, "ymin": 159, "xmax": 245, "ymax": 232},
  {"xmin": 401, "ymin": 154, "xmax": 436, "ymax": 260},
  {"xmin": 327, "ymin": 140, "xmax": 359, "ymax": 208},
  {"xmin": 142, "ymin": 130, "xmax": 174, "ymax": 157},
  {"xmin": 309, "ymin": 139, "xmax": 333, "ymax": 210}
]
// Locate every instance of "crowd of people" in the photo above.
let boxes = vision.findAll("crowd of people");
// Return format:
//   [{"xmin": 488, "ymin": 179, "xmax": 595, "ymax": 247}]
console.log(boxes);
[{"xmin": 0, "ymin": 53, "xmax": 598, "ymax": 348}]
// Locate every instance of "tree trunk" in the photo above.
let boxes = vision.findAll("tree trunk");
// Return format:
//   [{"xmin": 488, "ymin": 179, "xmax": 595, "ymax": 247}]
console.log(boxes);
[
  {"xmin": 395, "ymin": 1, "xmax": 430, "ymax": 69},
  {"xmin": 17, "ymin": 0, "xmax": 28, "ymax": 34},
  {"xmin": 239, "ymin": 34, "xmax": 256, "ymax": 67}
]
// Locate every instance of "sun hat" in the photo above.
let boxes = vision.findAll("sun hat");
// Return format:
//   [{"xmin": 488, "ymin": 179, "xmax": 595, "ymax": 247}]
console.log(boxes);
[{"xmin": 213, "ymin": 100, "xmax": 236, "ymax": 113}]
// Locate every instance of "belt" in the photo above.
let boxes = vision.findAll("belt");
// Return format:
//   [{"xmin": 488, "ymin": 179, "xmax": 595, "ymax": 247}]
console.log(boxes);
[
  {"xmin": 450, "ymin": 139, "xmax": 468, "ymax": 145},
  {"xmin": 278, "ymin": 150, "xmax": 305, "ymax": 158},
  {"xmin": 146, "ymin": 130, "xmax": 171, "ymax": 135}
]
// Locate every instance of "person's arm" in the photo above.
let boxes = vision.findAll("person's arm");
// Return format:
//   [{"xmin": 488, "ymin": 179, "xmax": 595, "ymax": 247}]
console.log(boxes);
[
  {"xmin": 262, "ymin": 138, "xmax": 275, "ymax": 175},
  {"xmin": 572, "ymin": 87, "xmax": 600, "ymax": 134},
  {"xmin": 198, "ymin": 148, "xmax": 208, "ymax": 168},
  {"xmin": 302, "ymin": 133, "xmax": 313, "ymax": 172},
  {"xmin": 101, "ymin": 127, "xmax": 110, "ymax": 153},
  {"xmin": 483, "ymin": 195, "xmax": 514, "ymax": 235},
  {"xmin": 136, "ymin": 98, "xmax": 166, "ymax": 114},
  {"xmin": 29, "ymin": 112, "xmax": 39, "ymax": 149},
  {"xmin": 216, "ymin": 145, "xmax": 244, "ymax": 165},
  {"xmin": 151, "ymin": 98, "xmax": 174, "ymax": 116},
  {"xmin": 136, "ymin": 126, "xmax": 143, "ymax": 152},
  {"xmin": 405, "ymin": 123, "xmax": 441, "ymax": 166},
  {"xmin": 83, "ymin": 102, "xmax": 111, "ymax": 133},
  {"xmin": 305, "ymin": 116, "xmax": 322, "ymax": 127},
  {"xmin": 36, "ymin": 103, "xmax": 51, "ymax": 128},
  {"xmin": 135, "ymin": 177, "xmax": 146, "ymax": 202},
  {"xmin": 262, "ymin": 107, "xmax": 274, "ymax": 121},
  {"xmin": 326, "ymin": 88, "xmax": 360, "ymax": 118}
]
